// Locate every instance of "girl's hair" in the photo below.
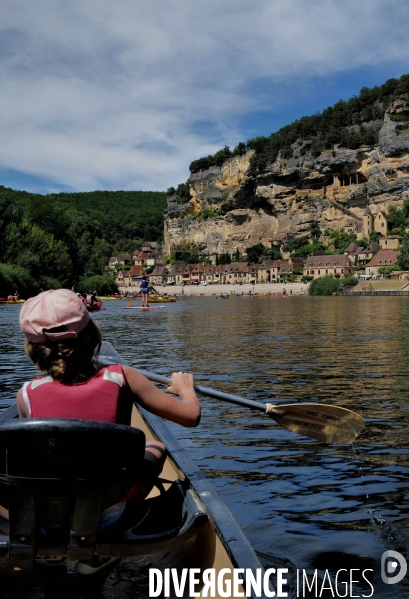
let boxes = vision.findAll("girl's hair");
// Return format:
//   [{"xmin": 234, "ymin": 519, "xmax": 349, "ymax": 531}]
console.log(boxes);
[{"xmin": 25, "ymin": 319, "xmax": 102, "ymax": 384}]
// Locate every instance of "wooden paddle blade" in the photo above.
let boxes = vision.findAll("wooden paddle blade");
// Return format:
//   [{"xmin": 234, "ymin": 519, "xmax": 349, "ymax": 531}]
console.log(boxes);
[{"xmin": 266, "ymin": 403, "xmax": 365, "ymax": 445}]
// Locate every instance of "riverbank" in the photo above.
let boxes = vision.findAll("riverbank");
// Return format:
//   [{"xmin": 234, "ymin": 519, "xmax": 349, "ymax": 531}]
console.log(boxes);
[{"xmin": 119, "ymin": 282, "xmax": 309, "ymax": 296}]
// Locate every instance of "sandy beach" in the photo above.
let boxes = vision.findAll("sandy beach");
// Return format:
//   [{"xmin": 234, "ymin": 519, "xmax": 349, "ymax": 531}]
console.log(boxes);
[{"xmin": 119, "ymin": 281, "xmax": 310, "ymax": 296}]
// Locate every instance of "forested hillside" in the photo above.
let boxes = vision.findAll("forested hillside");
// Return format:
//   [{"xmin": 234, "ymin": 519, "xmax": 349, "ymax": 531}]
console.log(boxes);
[
  {"xmin": 187, "ymin": 73, "xmax": 409, "ymax": 177},
  {"xmin": 0, "ymin": 187, "xmax": 166, "ymax": 297}
]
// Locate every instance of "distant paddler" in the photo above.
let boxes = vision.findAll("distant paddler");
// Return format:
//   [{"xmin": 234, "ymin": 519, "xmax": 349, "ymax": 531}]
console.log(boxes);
[{"xmin": 140, "ymin": 275, "xmax": 149, "ymax": 307}]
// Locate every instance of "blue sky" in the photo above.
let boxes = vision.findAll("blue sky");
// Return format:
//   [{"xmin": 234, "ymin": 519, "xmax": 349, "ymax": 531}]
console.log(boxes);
[{"xmin": 1, "ymin": 0, "xmax": 409, "ymax": 194}]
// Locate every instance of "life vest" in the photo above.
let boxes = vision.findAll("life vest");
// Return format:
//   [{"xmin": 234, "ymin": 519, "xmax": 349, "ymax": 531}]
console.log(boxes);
[{"xmin": 22, "ymin": 364, "xmax": 132, "ymax": 424}]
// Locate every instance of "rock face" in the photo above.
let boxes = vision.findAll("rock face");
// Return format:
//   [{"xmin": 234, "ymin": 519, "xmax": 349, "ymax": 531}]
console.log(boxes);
[{"xmin": 164, "ymin": 98, "xmax": 409, "ymax": 255}]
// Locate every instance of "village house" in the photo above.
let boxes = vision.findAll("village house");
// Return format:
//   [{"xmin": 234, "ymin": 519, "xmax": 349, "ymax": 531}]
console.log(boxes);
[
  {"xmin": 365, "ymin": 249, "xmax": 401, "ymax": 275},
  {"xmin": 389, "ymin": 271, "xmax": 409, "ymax": 280},
  {"xmin": 344, "ymin": 219, "xmax": 363, "ymax": 238},
  {"xmin": 357, "ymin": 242, "xmax": 381, "ymax": 264},
  {"xmin": 258, "ymin": 260, "xmax": 276, "ymax": 283},
  {"xmin": 221, "ymin": 262, "xmax": 258, "ymax": 284},
  {"xmin": 269, "ymin": 232, "xmax": 294, "ymax": 247},
  {"xmin": 141, "ymin": 241, "xmax": 158, "ymax": 252},
  {"xmin": 304, "ymin": 255, "xmax": 357, "ymax": 279},
  {"xmin": 133, "ymin": 251, "xmax": 150, "ymax": 266},
  {"xmin": 124, "ymin": 265, "xmax": 148, "ymax": 286},
  {"xmin": 343, "ymin": 207, "xmax": 389, "ymax": 240},
  {"xmin": 146, "ymin": 251, "xmax": 164, "ymax": 267},
  {"xmin": 379, "ymin": 235, "xmax": 403, "ymax": 250},
  {"xmin": 115, "ymin": 270, "xmax": 125, "ymax": 286},
  {"xmin": 109, "ymin": 257, "xmax": 118, "ymax": 268},
  {"xmin": 343, "ymin": 243, "xmax": 363, "ymax": 264},
  {"xmin": 257, "ymin": 258, "xmax": 303, "ymax": 282},
  {"xmin": 149, "ymin": 265, "xmax": 169, "ymax": 286},
  {"xmin": 117, "ymin": 253, "xmax": 132, "ymax": 264}
]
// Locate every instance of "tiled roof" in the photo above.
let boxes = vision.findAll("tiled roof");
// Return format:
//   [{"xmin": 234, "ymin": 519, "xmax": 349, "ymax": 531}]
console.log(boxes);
[
  {"xmin": 365, "ymin": 249, "xmax": 401, "ymax": 267},
  {"xmin": 305, "ymin": 254, "xmax": 355, "ymax": 268},
  {"xmin": 127, "ymin": 265, "xmax": 147, "ymax": 277}
]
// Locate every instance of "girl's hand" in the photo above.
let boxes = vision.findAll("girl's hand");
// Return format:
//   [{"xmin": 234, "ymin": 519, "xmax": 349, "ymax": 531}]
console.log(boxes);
[{"xmin": 167, "ymin": 372, "xmax": 195, "ymax": 397}]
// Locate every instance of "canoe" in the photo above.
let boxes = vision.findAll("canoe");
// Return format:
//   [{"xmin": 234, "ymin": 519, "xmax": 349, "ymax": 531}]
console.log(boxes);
[
  {"xmin": 149, "ymin": 297, "xmax": 177, "ymax": 303},
  {"xmin": 0, "ymin": 299, "xmax": 25, "ymax": 304},
  {"xmin": 86, "ymin": 300, "xmax": 102, "ymax": 311},
  {"xmin": 0, "ymin": 342, "xmax": 269, "ymax": 598}
]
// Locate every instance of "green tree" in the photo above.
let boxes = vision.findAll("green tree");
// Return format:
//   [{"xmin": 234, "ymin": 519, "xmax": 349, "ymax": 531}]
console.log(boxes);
[
  {"xmin": 309, "ymin": 275, "xmax": 340, "ymax": 295},
  {"xmin": 397, "ymin": 235, "xmax": 409, "ymax": 270},
  {"xmin": 245, "ymin": 243, "xmax": 265, "ymax": 263}
]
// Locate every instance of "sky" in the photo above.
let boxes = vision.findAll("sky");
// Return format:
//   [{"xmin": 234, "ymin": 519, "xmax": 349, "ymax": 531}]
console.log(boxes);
[{"xmin": 1, "ymin": 0, "xmax": 409, "ymax": 195}]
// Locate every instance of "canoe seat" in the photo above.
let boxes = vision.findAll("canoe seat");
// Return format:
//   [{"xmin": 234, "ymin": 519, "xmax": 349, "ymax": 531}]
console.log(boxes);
[{"xmin": 0, "ymin": 419, "xmax": 207, "ymax": 569}]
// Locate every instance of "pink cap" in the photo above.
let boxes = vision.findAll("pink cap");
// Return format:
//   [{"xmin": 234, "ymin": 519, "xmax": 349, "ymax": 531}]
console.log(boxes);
[{"xmin": 19, "ymin": 289, "xmax": 90, "ymax": 343}]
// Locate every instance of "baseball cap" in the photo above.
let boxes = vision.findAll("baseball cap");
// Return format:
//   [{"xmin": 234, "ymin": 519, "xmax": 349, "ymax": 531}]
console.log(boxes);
[{"xmin": 20, "ymin": 289, "xmax": 90, "ymax": 343}]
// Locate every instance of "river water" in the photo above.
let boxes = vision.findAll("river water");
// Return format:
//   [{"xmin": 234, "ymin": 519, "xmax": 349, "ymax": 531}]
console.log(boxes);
[{"xmin": 1, "ymin": 296, "xmax": 409, "ymax": 598}]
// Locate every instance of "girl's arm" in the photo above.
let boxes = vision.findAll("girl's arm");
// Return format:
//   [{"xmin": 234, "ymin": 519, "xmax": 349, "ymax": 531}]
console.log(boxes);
[
  {"xmin": 17, "ymin": 387, "xmax": 30, "ymax": 418},
  {"xmin": 122, "ymin": 366, "xmax": 200, "ymax": 427}
]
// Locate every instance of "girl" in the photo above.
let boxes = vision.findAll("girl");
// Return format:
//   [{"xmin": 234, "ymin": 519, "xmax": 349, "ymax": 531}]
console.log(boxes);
[{"xmin": 13, "ymin": 288, "xmax": 200, "ymax": 573}]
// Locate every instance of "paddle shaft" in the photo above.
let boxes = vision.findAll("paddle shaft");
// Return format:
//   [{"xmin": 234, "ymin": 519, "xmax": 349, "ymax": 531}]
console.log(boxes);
[{"xmin": 137, "ymin": 369, "xmax": 270, "ymax": 413}]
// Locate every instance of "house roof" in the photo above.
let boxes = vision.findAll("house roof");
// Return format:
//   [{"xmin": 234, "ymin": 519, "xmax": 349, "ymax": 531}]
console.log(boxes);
[
  {"xmin": 365, "ymin": 249, "xmax": 401, "ymax": 267},
  {"xmin": 289, "ymin": 257, "xmax": 304, "ymax": 266},
  {"xmin": 141, "ymin": 241, "xmax": 158, "ymax": 249},
  {"xmin": 270, "ymin": 232, "xmax": 294, "ymax": 242},
  {"xmin": 117, "ymin": 253, "xmax": 132, "ymax": 261},
  {"xmin": 150, "ymin": 265, "xmax": 169, "ymax": 276},
  {"xmin": 127, "ymin": 265, "xmax": 147, "ymax": 277},
  {"xmin": 305, "ymin": 254, "xmax": 355, "ymax": 268},
  {"xmin": 134, "ymin": 251, "xmax": 150, "ymax": 261}
]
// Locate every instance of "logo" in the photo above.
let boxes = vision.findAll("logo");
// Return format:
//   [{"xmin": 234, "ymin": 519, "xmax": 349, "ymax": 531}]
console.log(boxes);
[{"xmin": 381, "ymin": 550, "xmax": 407, "ymax": 585}]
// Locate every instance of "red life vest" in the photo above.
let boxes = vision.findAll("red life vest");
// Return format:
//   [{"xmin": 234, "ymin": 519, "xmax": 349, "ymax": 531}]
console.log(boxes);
[{"xmin": 23, "ymin": 364, "xmax": 132, "ymax": 424}]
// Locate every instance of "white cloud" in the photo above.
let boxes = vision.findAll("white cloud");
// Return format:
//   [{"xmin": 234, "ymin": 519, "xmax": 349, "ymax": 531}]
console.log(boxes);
[{"xmin": 0, "ymin": 0, "xmax": 408, "ymax": 191}]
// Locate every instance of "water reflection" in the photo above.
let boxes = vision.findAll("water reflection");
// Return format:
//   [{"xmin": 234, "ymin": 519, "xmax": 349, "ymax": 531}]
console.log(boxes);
[{"xmin": 1, "ymin": 296, "xmax": 409, "ymax": 596}]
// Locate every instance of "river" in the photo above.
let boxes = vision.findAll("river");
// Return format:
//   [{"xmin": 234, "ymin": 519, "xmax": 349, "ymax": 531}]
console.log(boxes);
[{"xmin": 1, "ymin": 295, "xmax": 409, "ymax": 598}]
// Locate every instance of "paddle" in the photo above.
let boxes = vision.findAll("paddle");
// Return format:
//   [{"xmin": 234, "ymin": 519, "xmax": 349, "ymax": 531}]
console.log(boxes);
[{"xmin": 99, "ymin": 342, "xmax": 365, "ymax": 445}]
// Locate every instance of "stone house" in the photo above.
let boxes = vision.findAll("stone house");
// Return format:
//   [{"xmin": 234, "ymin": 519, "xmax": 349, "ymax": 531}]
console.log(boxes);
[
  {"xmin": 133, "ymin": 251, "xmax": 150, "ymax": 266},
  {"xmin": 221, "ymin": 262, "xmax": 259, "ymax": 284},
  {"xmin": 258, "ymin": 260, "xmax": 276, "ymax": 283},
  {"xmin": 146, "ymin": 251, "xmax": 164, "ymax": 267},
  {"xmin": 115, "ymin": 270, "xmax": 125, "ymax": 286},
  {"xmin": 141, "ymin": 242, "xmax": 158, "ymax": 252},
  {"xmin": 344, "ymin": 219, "xmax": 363, "ymax": 238},
  {"xmin": 117, "ymin": 253, "xmax": 132, "ymax": 264},
  {"xmin": 269, "ymin": 233, "xmax": 294, "ymax": 247},
  {"xmin": 365, "ymin": 249, "xmax": 401, "ymax": 275},
  {"xmin": 304, "ymin": 255, "xmax": 357, "ymax": 279},
  {"xmin": 109, "ymin": 257, "xmax": 118, "ymax": 268},
  {"xmin": 379, "ymin": 235, "xmax": 403, "ymax": 250},
  {"xmin": 357, "ymin": 242, "xmax": 381, "ymax": 264},
  {"xmin": 149, "ymin": 265, "xmax": 169, "ymax": 286}
]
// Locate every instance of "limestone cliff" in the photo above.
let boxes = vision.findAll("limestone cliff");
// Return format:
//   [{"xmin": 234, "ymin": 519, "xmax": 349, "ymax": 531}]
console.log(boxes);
[{"xmin": 164, "ymin": 97, "xmax": 409, "ymax": 255}]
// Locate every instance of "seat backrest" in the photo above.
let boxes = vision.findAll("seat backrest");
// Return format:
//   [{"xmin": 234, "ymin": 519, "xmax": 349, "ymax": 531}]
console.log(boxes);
[
  {"xmin": 0, "ymin": 418, "xmax": 146, "ymax": 479},
  {"xmin": 0, "ymin": 419, "xmax": 146, "ymax": 564}
]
